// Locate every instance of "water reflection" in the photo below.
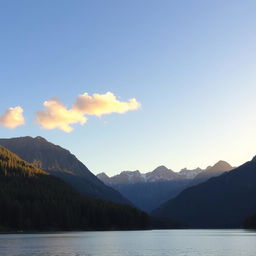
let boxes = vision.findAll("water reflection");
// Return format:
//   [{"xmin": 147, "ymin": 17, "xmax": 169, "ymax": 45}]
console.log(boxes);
[{"xmin": 0, "ymin": 230, "xmax": 255, "ymax": 256}]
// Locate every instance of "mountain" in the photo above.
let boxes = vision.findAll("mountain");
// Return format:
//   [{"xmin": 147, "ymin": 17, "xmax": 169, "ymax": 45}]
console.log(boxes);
[
  {"xmin": 179, "ymin": 167, "xmax": 202, "ymax": 179},
  {"xmin": 146, "ymin": 166, "xmax": 180, "ymax": 182},
  {"xmin": 153, "ymin": 157, "xmax": 256, "ymax": 228},
  {"xmin": 103, "ymin": 170, "xmax": 146, "ymax": 184},
  {"xmin": 98, "ymin": 166, "xmax": 200, "ymax": 186},
  {"xmin": 97, "ymin": 166, "xmax": 203, "ymax": 212},
  {"xmin": 0, "ymin": 146, "xmax": 149, "ymax": 231},
  {"xmin": 97, "ymin": 172, "xmax": 112, "ymax": 184},
  {"xmin": 0, "ymin": 136, "xmax": 130, "ymax": 205},
  {"xmin": 97, "ymin": 162, "xmax": 233, "ymax": 213},
  {"xmin": 192, "ymin": 160, "xmax": 234, "ymax": 185}
]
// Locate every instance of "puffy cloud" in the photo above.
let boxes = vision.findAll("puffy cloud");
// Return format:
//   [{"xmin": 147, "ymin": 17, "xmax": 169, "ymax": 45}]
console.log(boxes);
[
  {"xmin": 0, "ymin": 106, "xmax": 25, "ymax": 129},
  {"xmin": 36, "ymin": 92, "xmax": 140, "ymax": 132},
  {"xmin": 36, "ymin": 99, "xmax": 87, "ymax": 133},
  {"xmin": 74, "ymin": 92, "xmax": 141, "ymax": 116}
]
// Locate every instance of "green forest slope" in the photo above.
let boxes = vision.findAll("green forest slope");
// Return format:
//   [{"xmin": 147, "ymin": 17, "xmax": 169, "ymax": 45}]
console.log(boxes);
[{"xmin": 0, "ymin": 146, "xmax": 149, "ymax": 231}]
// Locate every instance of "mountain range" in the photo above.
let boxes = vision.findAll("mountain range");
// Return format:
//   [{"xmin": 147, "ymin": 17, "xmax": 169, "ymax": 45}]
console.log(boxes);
[
  {"xmin": 0, "ymin": 135, "xmax": 254, "ymax": 230},
  {"xmin": 98, "ymin": 165, "xmax": 201, "ymax": 184},
  {"xmin": 97, "ymin": 161, "xmax": 234, "ymax": 212}
]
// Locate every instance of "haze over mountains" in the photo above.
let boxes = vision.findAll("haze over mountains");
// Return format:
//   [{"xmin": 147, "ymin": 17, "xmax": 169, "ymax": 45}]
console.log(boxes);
[
  {"xmin": 0, "ymin": 136, "xmax": 130, "ymax": 206},
  {"xmin": 97, "ymin": 161, "xmax": 234, "ymax": 212}
]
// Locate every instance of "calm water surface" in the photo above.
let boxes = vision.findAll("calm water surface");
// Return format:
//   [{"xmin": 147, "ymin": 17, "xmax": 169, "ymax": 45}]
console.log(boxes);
[{"xmin": 0, "ymin": 230, "xmax": 255, "ymax": 256}]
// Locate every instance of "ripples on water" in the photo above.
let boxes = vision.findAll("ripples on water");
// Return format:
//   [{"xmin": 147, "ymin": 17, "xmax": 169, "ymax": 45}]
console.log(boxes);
[{"xmin": 0, "ymin": 230, "xmax": 256, "ymax": 256}]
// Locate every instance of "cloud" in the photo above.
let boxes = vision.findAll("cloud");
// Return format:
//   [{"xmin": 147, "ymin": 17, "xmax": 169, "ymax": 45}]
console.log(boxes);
[
  {"xmin": 36, "ymin": 99, "xmax": 87, "ymax": 132},
  {"xmin": 0, "ymin": 106, "xmax": 25, "ymax": 129},
  {"xmin": 74, "ymin": 92, "xmax": 141, "ymax": 116},
  {"xmin": 36, "ymin": 92, "xmax": 140, "ymax": 132}
]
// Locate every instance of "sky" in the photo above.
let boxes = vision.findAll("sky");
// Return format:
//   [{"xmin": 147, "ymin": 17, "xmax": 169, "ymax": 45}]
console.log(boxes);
[{"xmin": 0, "ymin": 0, "xmax": 256, "ymax": 175}]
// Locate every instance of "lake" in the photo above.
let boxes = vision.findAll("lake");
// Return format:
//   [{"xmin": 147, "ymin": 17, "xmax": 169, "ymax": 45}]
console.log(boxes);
[{"xmin": 0, "ymin": 230, "xmax": 255, "ymax": 256}]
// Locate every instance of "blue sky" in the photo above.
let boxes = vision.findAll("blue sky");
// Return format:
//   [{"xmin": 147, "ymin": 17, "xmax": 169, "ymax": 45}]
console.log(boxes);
[{"xmin": 0, "ymin": 0, "xmax": 256, "ymax": 175}]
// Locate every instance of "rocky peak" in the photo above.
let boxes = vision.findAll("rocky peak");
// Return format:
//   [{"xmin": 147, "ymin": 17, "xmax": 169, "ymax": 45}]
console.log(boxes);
[{"xmin": 208, "ymin": 160, "xmax": 233, "ymax": 172}]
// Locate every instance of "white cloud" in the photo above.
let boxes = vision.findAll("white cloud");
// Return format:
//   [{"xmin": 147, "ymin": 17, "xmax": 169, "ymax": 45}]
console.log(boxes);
[
  {"xmin": 74, "ymin": 92, "xmax": 141, "ymax": 116},
  {"xmin": 0, "ymin": 106, "xmax": 25, "ymax": 129},
  {"xmin": 36, "ymin": 92, "xmax": 140, "ymax": 132},
  {"xmin": 36, "ymin": 99, "xmax": 87, "ymax": 132}
]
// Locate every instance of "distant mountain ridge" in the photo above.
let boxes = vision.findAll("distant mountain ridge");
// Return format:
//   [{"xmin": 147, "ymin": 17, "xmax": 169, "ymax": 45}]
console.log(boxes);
[
  {"xmin": 153, "ymin": 157, "xmax": 256, "ymax": 228},
  {"xmin": 98, "ymin": 161, "xmax": 233, "ymax": 185},
  {"xmin": 0, "ymin": 136, "xmax": 131, "ymax": 206},
  {"xmin": 97, "ymin": 161, "xmax": 234, "ymax": 212},
  {"xmin": 98, "ymin": 165, "xmax": 203, "ymax": 185}
]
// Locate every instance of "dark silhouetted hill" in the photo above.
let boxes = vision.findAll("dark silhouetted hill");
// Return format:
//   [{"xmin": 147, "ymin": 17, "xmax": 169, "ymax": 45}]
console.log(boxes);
[
  {"xmin": 0, "ymin": 136, "xmax": 130, "ymax": 205},
  {"xmin": 153, "ymin": 157, "xmax": 256, "ymax": 228}
]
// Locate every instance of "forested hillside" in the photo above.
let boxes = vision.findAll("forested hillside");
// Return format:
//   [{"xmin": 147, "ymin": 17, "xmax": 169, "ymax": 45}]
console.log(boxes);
[
  {"xmin": 0, "ymin": 136, "xmax": 130, "ymax": 205},
  {"xmin": 0, "ymin": 146, "xmax": 149, "ymax": 231}
]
